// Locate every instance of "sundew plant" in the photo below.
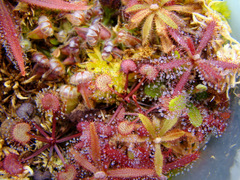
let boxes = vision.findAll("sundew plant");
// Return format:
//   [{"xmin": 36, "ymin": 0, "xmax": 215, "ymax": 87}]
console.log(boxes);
[{"xmin": 0, "ymin": 0, "xmax": 239, "ymax": 179}]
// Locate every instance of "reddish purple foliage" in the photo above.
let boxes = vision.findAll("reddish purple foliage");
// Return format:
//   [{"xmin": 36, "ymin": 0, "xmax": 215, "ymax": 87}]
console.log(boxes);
[
  {"xmin": 18, "ymin": 0, "xmax": 89, "ymax": 11},
  {"xmin": 41, "ymin": 93, "xmax": 60, "ymax": 113},
  {"xmin": 163, "ymin": 152, "xmax": 200, "ymax": 173},
  {"xmin": 3, "ymin": 153, "xmax": 24, "ymax": 175},
  {"xmin": 0, "ymin": 0, "xmax": 25, "ymax": 76}
]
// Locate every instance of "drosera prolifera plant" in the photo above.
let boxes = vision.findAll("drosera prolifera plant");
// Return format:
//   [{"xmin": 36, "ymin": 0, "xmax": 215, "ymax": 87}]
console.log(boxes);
[{"xmin": 0, "ymin": 0, "xmax": 240, "ymax": 179}]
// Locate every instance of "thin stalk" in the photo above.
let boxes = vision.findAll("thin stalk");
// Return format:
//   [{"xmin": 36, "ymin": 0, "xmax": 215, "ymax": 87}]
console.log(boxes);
[
  {"xmin": 54, "ymin": 144, "xmax": 66, "ymax": 165},
  {"xmin": 56, "ymin": 132, "xmax": 83, "ymax": 143},
  {"xmin": 124, "ymin": 77, "xmax": 146, "ymax": 102},
  {"xmin": 52, "ymin": 114, "xmax": 56, "ymax": 139},
  {"xmin": 108, "ymin": 103, "xmax": 123, "ymax": 125},
  {"xmin": 132, "ymin": 95, "xmax": 144, "ymax": 114},
  {"xmin": 124, "ymin": 73, "xmax": 129, "ymax": 91},
  {"xmin": 28, "ymin": 134, "xmax": 50, "ymax": 143},
  {"xmin": 146, "ymin": 104, "xmax": 162, "ymax": 114},
  {"xmin": 21, "ymin": 144, "xmax": 51, "ymax": 162},
  {"xmin": 33, "ymin": 123, "xmax": 50, "ymax": 138}
]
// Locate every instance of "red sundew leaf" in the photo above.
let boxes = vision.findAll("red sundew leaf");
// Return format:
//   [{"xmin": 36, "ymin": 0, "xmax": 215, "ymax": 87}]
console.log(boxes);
[
  {"xmin": 41, "ymin": 93, "xmax": 60, "ymax": 113},
  {"xmin": 172, "ymin": 66, "xmax": 192, "ymax": 97},
  {"xmin": 123, "ymin": 0, "xmax": 139, "ymax": 8},
  {"xmin": 197, "ymin": 61, "xmax": 223, "ymax": 83},
  {"xmin": 21, "ymin": 144, "xmax": 51, "ymax": 162},
  {"xmin": 57, "ymin": 165, "xmax": 77, "ymax": 180},
  {"xmin": 206, "ymin": 60, "xmax": 239, "ymax": 69},
  {"xmin": 18, "ymin": 0, "xmax": 90, "ymax": 11},
  {"xmin": 89, "ymin": 122, "xmax": 101, "ymax": 165},
  {"xmin": 118, "ymin": 121, "xmax": 135, "ymax": 135},
  {"xmin": 168, "ymin": 28, "xmax": 192, "ymax": 56},
  {"xmin": 103, "ymin": 146, "xmax": 129, "ymax": 165},
  {"xmin": 69, "ymin": 148, "xmax": 98, "ymax": 173},
  {"xmin": 157, "ymin": 59, "xmax": 189, "ymax": 71},
  {"xmin": 162, "ymin": 152, "xmax": 200, "ymax": 173},
  {"xmin": 107, "ymin": 168, "xmax": 155, "ymax": 178},
  {"xmin": 219, "ymin": 112, "xmax": 231, "ymax": 120},
  {"xmin": 139, "ymin": 64, "xmax": 159, "ymax": 81},
  {"xmin": 129, "ymin": 9, "xmax": 151, "ymax": 27},
  {"xmin": 11, "ymin": 122, "xmax": 31, "ymax": 145},
  {"xmin": 0, "ymin": 0, "xmax": 25, "ymax": 76},
  {"xmin": 186, "ymin": 37, "xmax": 196, "ymax": 55},
  {"xmin": 196, "ymin": 21, "xmax": 216, "ymax": 54},
  {"xmin": 3, "ymin": 153, "xmax": 24, "ymax": 175}
]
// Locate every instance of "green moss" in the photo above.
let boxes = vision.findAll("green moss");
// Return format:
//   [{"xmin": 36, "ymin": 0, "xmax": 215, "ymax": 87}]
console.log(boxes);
[
  {"xmin": 210, "ymin": 1, "xmax": 231, "ymax": 19},
  {"xmin": 86, "ymin": 47, "xmax": 125, "ymax": 93}
]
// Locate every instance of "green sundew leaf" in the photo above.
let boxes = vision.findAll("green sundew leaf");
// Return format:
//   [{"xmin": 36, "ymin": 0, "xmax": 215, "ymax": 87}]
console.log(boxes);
[
  {"xmin": 154, "ymin": 144, "xmax": 163, "ymax": 176},
  {"xmin": 161, "ymin": 129, "xmax": 185, "ymax": 142},
  {"xmin": 158, "ymin": 116, "xmax": 178, "ymax": 136},
  {"xmin": 142, "ymin": 13, "xmax": 154, "ymax": 44},
  {"xmin": 152, "ymin": 116, "xmax": 161, "ymax": 130},
  {"xmin": 188, "ymin": 105, "xmax": 203, "ymax": 127},
  {"xmin": 125, "ymin": 4, "xmax": 149, "ymax": 13},
  {"xmin": 69, "ymin": 148, "xmax": 98, "ymax": 173},
  {"xmin": 144, "ymin": 81, "xmax": 165, "ymax": 98},
  {"xmin": 156, "ymin": 9, "xmax": 178, "ymax": 29},
  {"xmin": 159, "ymin": 0, "xmax": 171, "ymax": 6},
  {"xmin": 138, "ymin": 114, "xmax": 156, "ymax": 139},
  {"xmin": 161, "ymin": 142, "xmax": 171, "ymax": 149},
  {"xmin": 155, "ymin": 16, "xmax": 165, "ymax": 35},
  {"xmin": 168, "ymin": 95, "xmax": 186, "ymax": 112},
  {"xmin": 210, "ymin": 1, "xmax": 231, "ymax": 19}
]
